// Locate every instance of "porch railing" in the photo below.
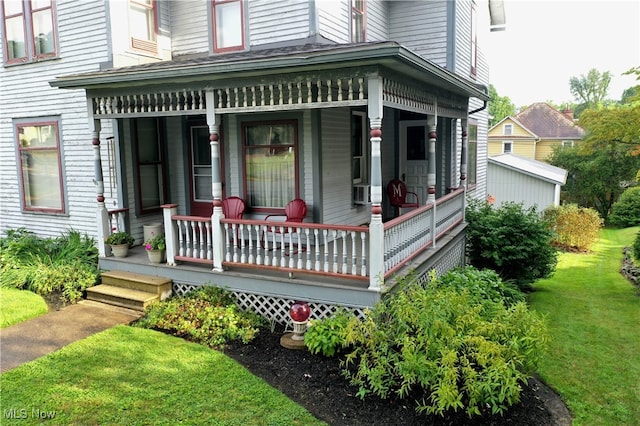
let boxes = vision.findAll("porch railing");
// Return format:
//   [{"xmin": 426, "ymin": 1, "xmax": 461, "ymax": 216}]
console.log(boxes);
[
  {"xmin": 160, "ymin": 188, "xmax": 465, "ymax": 286},
  {"xmin": 107, "ymin": 208, "xmax": 129, "ymax": 233}
]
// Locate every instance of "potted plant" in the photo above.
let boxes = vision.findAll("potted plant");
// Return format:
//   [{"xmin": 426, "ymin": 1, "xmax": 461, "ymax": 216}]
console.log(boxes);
[
  {"xmin": 105, "ymin": 231, "xmax": 135, "ymax": 258},
  {"xmin": 144, "ymin": 234, "xmax": 166, "ymax": 264}
]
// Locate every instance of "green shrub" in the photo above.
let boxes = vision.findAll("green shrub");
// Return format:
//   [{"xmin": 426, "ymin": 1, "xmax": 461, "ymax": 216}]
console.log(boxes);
[
  {"xmin": 304, "ymin": 309, "xmax": 353, "ymax": 357},
  {"xmin": 465, "ymin": 200, "xmax": 558, "ymax": 290},
  {"xmin": 633, "ymin": 231, "xmax": 640, "ymax": 262},
  {"xmin": 134, "ymin": 285, "xmax": 265, "ymax": 347},
  {"xmin": 608, "ymin": 187, "xmax": 640, "ymax": 228},
  {"xmin": 543, "ymin": 204, "xmax": 603, "ymax": 251},
  {"xmin": 0, "ymin": 229, "xmax": 99, "ymax": 303},
  {"xmin": 429, "ymin": 266, "xmax": 524, "ymax": 307},
  {"xmin": 341, "ymin": 274, "xmax": 548, "ymax": 417}
]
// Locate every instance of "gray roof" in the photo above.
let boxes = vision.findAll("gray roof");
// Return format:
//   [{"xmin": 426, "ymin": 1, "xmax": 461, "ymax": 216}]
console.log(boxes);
[
  {"xmin": 488, "ymin": 153, "xmax": 567, "ymax": 185},
  {"xmin": 50, "ymin": 41, "xmax": 488, "ymax": 101}
]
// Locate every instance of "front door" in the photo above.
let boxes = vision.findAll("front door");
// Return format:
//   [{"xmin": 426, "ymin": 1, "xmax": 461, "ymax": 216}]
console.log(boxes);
[
  {"xmin": 399, "ymin": 121, "xmax": 428, "ymax": 205},
  {"xmin": 188, "ymin": 122, "xmax": 225, "ymax": 217}
]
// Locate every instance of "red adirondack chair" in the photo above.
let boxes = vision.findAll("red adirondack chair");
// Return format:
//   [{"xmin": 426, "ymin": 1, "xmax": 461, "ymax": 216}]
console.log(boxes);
[
  {"xmin": 222, "ymin": 196, "xmax": 246, "ymax": 246},
  {"xmin": 263, "ymin": 198, "xmax": 307, "ymax": 249},
  {"xmin": 387, "ymin": 179, "xmax": 419, "ymax": 209}
]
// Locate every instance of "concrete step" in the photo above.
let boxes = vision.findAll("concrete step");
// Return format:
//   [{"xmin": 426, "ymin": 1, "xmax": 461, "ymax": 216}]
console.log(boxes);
[
  {"xmin": 86, "ymin": 284, "xmax": 160, "ymax": 312},
  {"xmin": 101, "ymin": 270, "xmax": 172, "ymax": 300}
]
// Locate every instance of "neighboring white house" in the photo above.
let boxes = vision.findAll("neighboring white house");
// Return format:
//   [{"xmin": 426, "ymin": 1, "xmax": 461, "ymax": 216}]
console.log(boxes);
[
  {"xmin": 488, "ymin": 153, "xmax": 567, "ymax": 211},
  {"xmin": 0, "ymin": 0, "xmax": 503, "ymax": 319}
]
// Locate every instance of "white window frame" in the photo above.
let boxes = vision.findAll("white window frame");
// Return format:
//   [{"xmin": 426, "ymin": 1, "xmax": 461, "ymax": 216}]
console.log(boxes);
[
  {"xmin": 562, "ymin": 140, "xmax": 574, "ymax": 149},
  {"xmin": 129, "ymin": 0, "xmax": 157, "ymax": 53},
  {"xmin": 503, "ymin": 123, "xmax": 513, "ymax": 135},
  {"xmin": 503, "ymin": 141, "xmax": 512, "ymax": 153}
]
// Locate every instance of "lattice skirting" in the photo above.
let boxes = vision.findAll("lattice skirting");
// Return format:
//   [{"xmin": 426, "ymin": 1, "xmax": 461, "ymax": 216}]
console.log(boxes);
[{"xmin": 172, "ymin": 282, "xmax": 366, "ymax": 325}]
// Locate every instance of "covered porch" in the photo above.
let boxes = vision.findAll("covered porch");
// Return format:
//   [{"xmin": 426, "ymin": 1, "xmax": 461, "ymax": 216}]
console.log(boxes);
[{"xmin": 51, "ymin": 42, "xmax": 487, "ymax": 320}]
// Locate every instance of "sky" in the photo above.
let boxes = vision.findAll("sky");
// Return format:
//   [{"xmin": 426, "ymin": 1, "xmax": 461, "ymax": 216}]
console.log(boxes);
[{"xmin": 483, "ymin": 0, "xmax": 640, "ymax": 108}]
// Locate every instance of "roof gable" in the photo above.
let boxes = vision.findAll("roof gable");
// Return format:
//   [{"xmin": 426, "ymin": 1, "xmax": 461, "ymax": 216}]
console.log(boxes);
[{"xmin": 515, "ymin": 102, "xmax": 584, "ymax": 139}]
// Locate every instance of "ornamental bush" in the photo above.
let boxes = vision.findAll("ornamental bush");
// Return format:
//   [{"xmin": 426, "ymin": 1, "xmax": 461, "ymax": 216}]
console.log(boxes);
[
  {"xmin": 633, "ymin": 231, "xmax": 640, "ymax": 263},
  {"xmin": 304, "ymin": 308, "xmax": 352, "ymax": 357},
  {"xmin": 543, "ymin": 204, "xmax": 603, "ymax": 251},
  {"xmin": 341, "ymin": 272, "xmax": 548, "ymax": 416},
  {"xmin": 608, "ymin": 186, "xmax": 640, "ymax": 228},
  {"xmin": 134, "ymin": 285, "xmax": 265, "ymax": 347},
  {"xmin": 465, "ymin": 200, "xmax": 558, "ymax": 290}
]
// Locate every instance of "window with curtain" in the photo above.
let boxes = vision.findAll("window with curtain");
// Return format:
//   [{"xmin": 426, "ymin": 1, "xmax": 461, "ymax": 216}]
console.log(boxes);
[
  {"xmin": 16, "ymin": 119, "xmax": 65, "ymax": 213},
  {"xmin": 134, "ymin": 118, "xmax": 166, "ymax": 214},
  {"xmin": 129, "ymin": 0, "xmax": 157, "ymax": 52},
  {"xmin": 243, "ymin": 121, "xmax": 297, "ymax": 210},
  {"xmin": 351, "ymin": 0, "xmax": 365, "ymax": 42},
  {"xmin": 468, "ymin": 122, "xmax": 478, "ymax": 186},
  {"xmin": 2, "ymin": 0, "xmax": 56, "ymax": 64},
  {"xmin": 212, "ymin": 0, "xmax": 244, "ymax": 53}
]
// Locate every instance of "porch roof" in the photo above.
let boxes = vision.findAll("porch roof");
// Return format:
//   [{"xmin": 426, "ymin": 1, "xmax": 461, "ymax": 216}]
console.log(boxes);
[{"xmin": 49, "ymin": 41, "xmax": 488, "ymax": 101}]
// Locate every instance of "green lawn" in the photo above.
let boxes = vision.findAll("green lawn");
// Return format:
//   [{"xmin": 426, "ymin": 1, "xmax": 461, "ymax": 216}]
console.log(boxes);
[
  {"xmin": 0, "ymin": 287, "xmax": 48, "ymax": 328},
  {"xmin": 530, "ymin": 226, "xmax": 640, "ymax": 426},
  {"xmin": 0, "ymin": 325, "xmax": 326, "ymax": 425}
]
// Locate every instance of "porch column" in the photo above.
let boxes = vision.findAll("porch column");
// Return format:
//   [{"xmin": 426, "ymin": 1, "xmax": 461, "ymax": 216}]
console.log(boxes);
[
  {"xmin": 90, "ymin": 118, "xmax": 110, "ymax": 257},
  {"xmin": 368, "ymin": 76, "xmax": 384, "ymax": 291},
  {"xmin": 206, "ymin": 90, "xmax": 224, "ymax": 271},
  {"xmin": 427, "ymin": 115, "xmax": 437, "ymax": 203},
  {"xmin": 460, "ymin": 118, "xmax": 468, "ymax": 189}
]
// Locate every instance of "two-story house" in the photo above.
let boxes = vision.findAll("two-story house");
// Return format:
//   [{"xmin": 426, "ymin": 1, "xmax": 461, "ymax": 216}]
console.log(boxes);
[
  {"xmin": 0, "ymin": 0, "xmax": 499, "ymax": 322},
  {"xmin": 488, "ymin": 102, "xmax": 585, "ymax": 162}
]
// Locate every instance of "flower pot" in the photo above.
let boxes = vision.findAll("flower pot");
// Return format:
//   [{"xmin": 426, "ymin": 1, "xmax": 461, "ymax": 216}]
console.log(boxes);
[
  {"xmin": 147, "ymin": 249, "xmax": 164, "ymax": 264},
  {"xmin": 110, "ymin": 244, "xmax": 129, "ymax": 258}
]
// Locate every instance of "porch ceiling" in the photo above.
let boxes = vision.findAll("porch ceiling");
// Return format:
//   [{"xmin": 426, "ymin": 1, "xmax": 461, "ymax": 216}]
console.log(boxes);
[{"xmin": 50, "ymin": 41, "xmax": 488, "ymax": 102}]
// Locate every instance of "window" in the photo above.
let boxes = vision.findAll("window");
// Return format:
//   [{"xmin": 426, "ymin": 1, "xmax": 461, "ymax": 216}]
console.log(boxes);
[
  {"xmin": 16, "ymin": 119, "xmax": 65, "ymax": 213},
  {"xmin": 503, "ymin": 141, "xmax": 512, "ymax": 153},
  {"xmin": 212, "ymin": 0, "xmax": 244, "ymax": 53},
  {"xmin": 351, "ymin": 0, "xmax": 365, "ymax": 42},
  {"xmin": 134, "ymin": 118, "xmax": 167, "ymax": 214},
  {"xmin": 470, "ymin": 1, "xmax": 478, "ymax": 76},
  {"xmin": 351, "ymin": 111, "xmax": 368, "ymax": 184},
  {"xmin": 129, "ymin": 0, "xmax": 157, "ymax": 53},
  {"xmin": 503, "ymin": 124, "xmax": 513, "ymax": 135},
  {"xmin": 467, "ymin": 122, "xmax": 477, "ymax": 186},
  {"xmin": 243, "ymin": 121, "xmax": 298, "ymax": 210},
  {"xmin": 2, "ymin": 0, "xmax": 56, "ymax": 64},
  {"xmin": 562, "ymin": 140, "xmax": 574, "ymax": 149}
]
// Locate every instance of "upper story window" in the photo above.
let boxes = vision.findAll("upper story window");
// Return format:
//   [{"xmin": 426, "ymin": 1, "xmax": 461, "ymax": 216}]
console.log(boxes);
[
  {"xmin": 129, "ymin": 0, "xmax": 157, "ymax": 53},
  {"xmin": 212, "ymin": 0, "xmax": 244, "ymax": 53},
  {"xmin": 2, "ymin": 0, "xmax": 57, "ymax": 64},
  {"xmin": 16, "ymin": 118, "xmax": 65, "ymax": 213},
  {"xmin": 470, "ymin": 1, "xmax": 478, "ymax": 76},
  {"xmin": 243, "ymin": 120, "xmax": 298, "ymax": 211},
  {"xmin": 468, "ymin": 122, "xmax": 478, "ymax": 186},
  {"xmin": 351, "ymin": 0, "xmax": 365, "ymax": 43},
  {"xmin": 503, "ymin": 123, "xmax": 513, "ymax": 135}
]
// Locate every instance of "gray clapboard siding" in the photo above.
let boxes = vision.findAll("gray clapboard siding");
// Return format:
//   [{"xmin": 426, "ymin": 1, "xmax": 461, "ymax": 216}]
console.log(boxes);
[
  {"xmin": 317, "ymin": 0, "xmax": 349, "ymax": 43},
  {"xmin": 0, "ymin": 0, "xmax": 115, "ymax": 239},
  {"xmin": 249, "ymin": 0, "xmax": 311, "ymax": 46},
  {"xmin": 170, "ymin": 0, "xmax": 209, "ymax": 56},
  {"xmin": 366, "ymin": 0, "xmax": 389, "ymax": 41},
  {"xmin": 389, "ymin": 1, "xmax": 448, "ymax": 67},
  {"xmin": 320, "ymin": 108, "xmax": 369, "ymax": 226}
]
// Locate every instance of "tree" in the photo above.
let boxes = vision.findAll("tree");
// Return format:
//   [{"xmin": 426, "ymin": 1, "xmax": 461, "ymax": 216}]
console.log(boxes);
[
  {"xmin": 488, "ymin": 84, "xmax": 515, "ymax": 127},
  {"xmin": 548, "ymin": 145, "xmax": 640, "ymax": 221},
  {"xmin": 569, "ymin": 68, "xmax": 612, "ymax": 111},
  {"xmin": 578, "ymin": 66, "xmax": 640, "ymax": 156}
]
